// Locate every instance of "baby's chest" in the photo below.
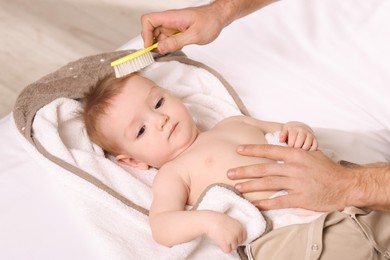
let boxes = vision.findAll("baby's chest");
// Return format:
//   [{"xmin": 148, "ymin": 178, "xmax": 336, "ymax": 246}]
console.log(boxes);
[{"xmin": 184, "ymin": 134, "xmax": 272, "ymax": 205}]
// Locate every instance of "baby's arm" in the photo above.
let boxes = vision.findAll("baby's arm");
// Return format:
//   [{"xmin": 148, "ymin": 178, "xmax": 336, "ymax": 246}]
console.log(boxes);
[
  {"xmin": 149, "ymin": 167, "xmax": 246, "ymax": 253},
  {"xmin": 240, "ymin": 116, "xmax": 318, "ymax": 151}
]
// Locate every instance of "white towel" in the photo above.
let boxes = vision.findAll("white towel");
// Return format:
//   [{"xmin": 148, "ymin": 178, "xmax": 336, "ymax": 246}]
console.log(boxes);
[{"xmin": 194, "ymin": 184, "xmax": 267, "ymax": 245}]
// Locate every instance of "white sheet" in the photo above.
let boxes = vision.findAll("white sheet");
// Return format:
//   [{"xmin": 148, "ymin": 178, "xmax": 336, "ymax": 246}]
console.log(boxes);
[
  {"xmin": 181, "ymin": 0, "xmax": 390, "ymax": 164},
  {"xmin": 0, "ymin": 115, "xmax": 103, "ymax": 259},
  {"xmin": 1, "ymin": 0, "xmax": 390, "ymax": 258}
]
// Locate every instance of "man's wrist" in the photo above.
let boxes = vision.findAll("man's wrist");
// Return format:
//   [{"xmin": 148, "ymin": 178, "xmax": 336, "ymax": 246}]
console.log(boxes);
[
  {"xmin": 209, "ymin": 0, "xmax": 236, "ymax": 28},
  {"xmin": 347, "ymin": 164, "xmax": 390, "ymax": 211}
]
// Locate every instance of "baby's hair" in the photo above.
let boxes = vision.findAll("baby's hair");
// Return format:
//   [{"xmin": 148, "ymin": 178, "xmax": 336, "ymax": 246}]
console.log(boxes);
[{"xmin": 82, "ymin": 71, "xmax": 138, "ymax": 155}]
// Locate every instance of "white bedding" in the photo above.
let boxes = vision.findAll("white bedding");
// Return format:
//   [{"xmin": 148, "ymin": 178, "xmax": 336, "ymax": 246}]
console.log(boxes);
[
  {"xmin": 182, "ymin": 0, "xmax": 390, "ymax": 164},
  {"xmin": 1, "ymin": 0, "xmax": 390, "ymax": 259}
]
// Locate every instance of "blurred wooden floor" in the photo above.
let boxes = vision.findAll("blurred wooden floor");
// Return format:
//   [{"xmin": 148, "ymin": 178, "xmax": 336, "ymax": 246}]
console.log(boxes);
[{"xmin": 0, "ymin": 0, "xmax": 192, "ymax": 117}]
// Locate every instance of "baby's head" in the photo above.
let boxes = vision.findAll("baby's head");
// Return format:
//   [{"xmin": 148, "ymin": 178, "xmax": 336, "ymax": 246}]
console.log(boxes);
[{"xmin": 83, "ymin": 72, "xmax": 198, "ymax": 169}]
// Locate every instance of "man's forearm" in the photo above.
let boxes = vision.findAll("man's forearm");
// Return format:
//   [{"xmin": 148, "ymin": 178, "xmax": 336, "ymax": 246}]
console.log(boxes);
[
  {"xmin": 211, "ymin": 0, "xmax": 278, "ymax": 28},
  {"xmin": 348, "ymin": 163, "xmax": 390, "ymax": 211}
]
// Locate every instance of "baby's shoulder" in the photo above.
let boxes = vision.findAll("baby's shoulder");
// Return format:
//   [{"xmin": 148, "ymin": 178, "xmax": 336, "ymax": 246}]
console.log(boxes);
[
  {"xmin": 158, "ymin": 161, "xmax": 179, "ymax": 175},
  {"xmin": 158, "ymin": 159, "xmax": 189, "ymax": 179},
  {"xmin": 155, "ymin": 160, "xmax": 191, "ymax": 192},
  {"xmin": 215, "ymin": 115, "xmax": 249, "ymax": 126}
]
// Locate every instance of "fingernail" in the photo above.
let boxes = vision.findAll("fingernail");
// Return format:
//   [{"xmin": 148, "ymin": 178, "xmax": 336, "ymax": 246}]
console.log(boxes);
[
  {"xmin": 235, "ymin": 184, "xmax": 242, "ymax": 190},
  {"xmin": 237, "ymin": 145, "xmax": 244, "ymax": 152},
  {"xmin": 227, "ymin": 170, "xmax": 236, "ymax": 178}
]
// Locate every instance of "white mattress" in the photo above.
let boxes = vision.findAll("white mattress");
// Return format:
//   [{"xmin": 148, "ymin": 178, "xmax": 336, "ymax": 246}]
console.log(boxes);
[{"xmin": 1, "ymin": 0, "xmax": 389, "ymax": 258}]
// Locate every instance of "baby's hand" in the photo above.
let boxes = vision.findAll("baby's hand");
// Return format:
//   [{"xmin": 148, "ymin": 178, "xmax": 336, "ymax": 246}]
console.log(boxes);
[
  {"xmin": 280, "ymin": 121, "xmax": 318, "ymax": 151},
  {"xmin": 206, "ymin": 213, "xmax": 246, "ymax": 253}
]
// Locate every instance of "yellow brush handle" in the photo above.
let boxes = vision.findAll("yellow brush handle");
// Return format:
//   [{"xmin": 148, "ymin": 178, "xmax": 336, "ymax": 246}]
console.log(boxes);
[
  {"xmin": 110, "ymin": 32, "xmax": 181, "ymax": 67},
  {"xmin": 110, "ymin": 42, "xmax": 159, "ymax": 67}
]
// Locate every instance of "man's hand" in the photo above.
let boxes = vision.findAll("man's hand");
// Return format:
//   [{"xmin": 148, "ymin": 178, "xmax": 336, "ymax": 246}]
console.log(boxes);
[
  {"xmin": 228, "ymin": 144, "xmax": 354, "ymax": 212},
  {"xmin": 141, "ymin": 5, "xmax": 225, "ymax": 54}
]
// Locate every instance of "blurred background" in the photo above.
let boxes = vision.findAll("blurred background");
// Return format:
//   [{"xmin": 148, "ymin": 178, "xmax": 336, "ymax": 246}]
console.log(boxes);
[{"xmin": 0, "ymin": 0, "xmax": 193, "ymax": 117}]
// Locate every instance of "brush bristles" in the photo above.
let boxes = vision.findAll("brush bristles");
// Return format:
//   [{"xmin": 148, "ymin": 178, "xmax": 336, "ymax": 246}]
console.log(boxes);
[{"xmin": 113, "ymin": 52, "xmax": 155, "ymax": 78}]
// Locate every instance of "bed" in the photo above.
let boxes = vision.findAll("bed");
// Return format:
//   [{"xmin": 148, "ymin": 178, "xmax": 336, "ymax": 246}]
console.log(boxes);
[{"xmin": 1, "ymin": 0, "xmax": 389, "ymax": 259}]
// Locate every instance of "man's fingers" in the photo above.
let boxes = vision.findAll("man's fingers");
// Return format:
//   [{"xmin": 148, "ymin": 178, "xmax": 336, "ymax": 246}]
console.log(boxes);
[
  {"xmin": 157, "ymin": 34, "xmax": 182, "ymax": 54},
  {"xmin": 237, "ymin": 144, "xmax": 311, "ymax": 164},
  {"xmin": 234, "ymin": 176, "xmax": 287, "ymax": 193},
  {"xmin": 228, "ymin": 162, "xmax": 286, "ymax": 180},
  {"xmin": 141, "ymin": 11, "xmax": 178, "ymax": 47},
  {"xmin": 157, "ymin": 29, "xmax": 198, "ymax": 54},
  {"xmin": 252, "ymin": 194, "xmax": 299, "ymax": 210},
  {"xmin": 140, "ymin": 14, "xmax": 159, "ymax": 47},
  {"xmin": 237, "ymin": 144, "xmax": 293, "ymax": 162}
]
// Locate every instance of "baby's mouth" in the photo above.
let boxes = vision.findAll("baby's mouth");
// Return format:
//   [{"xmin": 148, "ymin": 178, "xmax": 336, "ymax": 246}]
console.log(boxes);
[{"xmin": 168, "ymin": 122, "xmax": 178, "ymax": 139}]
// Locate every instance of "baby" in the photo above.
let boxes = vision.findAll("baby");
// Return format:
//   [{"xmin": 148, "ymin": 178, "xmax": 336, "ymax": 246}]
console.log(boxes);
[{"xmin": 83, "ymin": 72, "xmax": 318, "ymax": 253}]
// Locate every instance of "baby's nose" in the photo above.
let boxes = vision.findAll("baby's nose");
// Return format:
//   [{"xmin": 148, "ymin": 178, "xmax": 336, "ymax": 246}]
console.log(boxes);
[{"xmin": 158, "ymin": 114, "xmax": 169, "ymax": 129}]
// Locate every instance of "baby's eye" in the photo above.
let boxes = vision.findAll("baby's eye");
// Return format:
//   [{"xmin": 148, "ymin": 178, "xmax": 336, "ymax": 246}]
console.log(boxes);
[
  {"xmin": 155, "ymin": 97, "xmax": 164, "ymax": 109},
  {"xmin": 137, "ymin": 126, "xmax": 146, "ymax": 138}
]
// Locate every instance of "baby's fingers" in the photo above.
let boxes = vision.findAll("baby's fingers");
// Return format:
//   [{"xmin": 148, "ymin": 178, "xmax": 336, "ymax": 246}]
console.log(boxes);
[
  {"xmin": 309, "ymin": 138, "xmax": 318, "ymax": 151},
  {"xmin": 287, "ymin": 132, "xmax": 298, "ymax": 147},
  {"xmin": 219, "ymin": 240, "xmax": 239, "ymax": 253},
  {"xmin": 279, "ymin": 129, "xmax": 288, "ymax": 143},
  {"xmin": 300, "ymin": 135, "xmax": 318, "ymax": 151},
  {"xmin": 219, "ymin": 243, "xmax": 233, "ymax": 254}
]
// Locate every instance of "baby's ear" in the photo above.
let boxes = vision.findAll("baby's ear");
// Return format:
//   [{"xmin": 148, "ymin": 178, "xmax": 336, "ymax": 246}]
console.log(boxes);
[{"xmin": 116, "ymin": 154, "xmax": 149, "ymax": 170}]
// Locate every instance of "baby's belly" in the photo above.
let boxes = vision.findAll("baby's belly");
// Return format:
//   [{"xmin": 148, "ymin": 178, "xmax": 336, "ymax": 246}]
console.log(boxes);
[{"xmin": 186, "ymin": 147, "xmax": 277, "ymax": 205}]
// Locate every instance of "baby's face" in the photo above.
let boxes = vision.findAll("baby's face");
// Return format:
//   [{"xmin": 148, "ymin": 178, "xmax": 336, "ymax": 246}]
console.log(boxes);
[{"xmin": 100, "ymin": 75, "xmax": 198, "ymax": 168}]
